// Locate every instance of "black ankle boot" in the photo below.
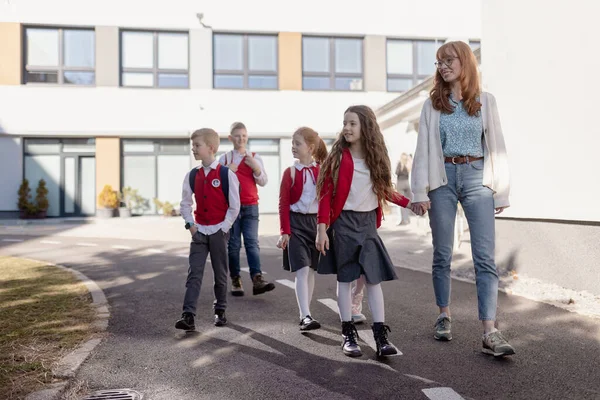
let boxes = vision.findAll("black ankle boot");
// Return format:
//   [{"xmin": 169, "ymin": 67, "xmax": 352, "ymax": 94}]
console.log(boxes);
[
  {"xmin": 341, "ymin": 321, "xmax": 362, "ymax": 357},
  {"xmin": 175, "ymin": 312, "xmax": 195, "ymax": 332},
  {"xmin": 372, "ymin": 322, "xmax": 398, "ymax": 357}
]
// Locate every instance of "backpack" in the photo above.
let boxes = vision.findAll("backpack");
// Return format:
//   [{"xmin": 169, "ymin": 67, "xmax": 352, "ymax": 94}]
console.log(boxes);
[{"xmin": 189, "ymin": 165, "xmax": 230, "ymax": 206}]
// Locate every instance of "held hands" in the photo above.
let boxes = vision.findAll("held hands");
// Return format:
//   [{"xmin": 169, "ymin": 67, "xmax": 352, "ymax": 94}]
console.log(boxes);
[
  {"xmin": 315, "ymin": 224, "xmax": 329, "ymax": 256},
  {"xmin": 277, "ymin": 234, "xmax": 290, "ymax": 249},
  {"xmin": 410, "ymin": 201, "xmax": 431, "ymax": 216}
]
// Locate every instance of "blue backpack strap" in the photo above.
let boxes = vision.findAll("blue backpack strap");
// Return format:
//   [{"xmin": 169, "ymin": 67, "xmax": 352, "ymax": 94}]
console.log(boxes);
[
  {"xmin": 219, "ymin": 165, "xmax": 230, "ymax": 207},
  {"xmin": 189, "ymin": 167, "xmax": 198, "ymax": 193}
]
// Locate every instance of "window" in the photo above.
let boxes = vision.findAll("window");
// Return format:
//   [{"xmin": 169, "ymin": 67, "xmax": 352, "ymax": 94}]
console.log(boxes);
[
  {"xmin": 121, "ymin": 30, "xmax": 189, "ymax": 88},
  {"xmin": 302, "ymin": 36, "xmax": 363, "ymax": 91},
  {"xmin": 122, "ymin": 139, "xmax": 191, "ymax": 214},
  {"xmin": 24, "ymin": 27, "xmax": 95, "ymax": 85},
  {"xmin": 213, "ymin": 33, "xmax": 278, "ymax": 90},
  {"xmin": 469, "ymin": 40, "xmax": 481, "ymax": 51},
  {"xmin": 386, "ymin": 39, "xmax": 443, "ymax": 92}
]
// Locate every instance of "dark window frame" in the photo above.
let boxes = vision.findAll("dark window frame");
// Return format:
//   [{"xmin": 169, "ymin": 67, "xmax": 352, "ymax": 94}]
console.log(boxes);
[
  {"xmin": 120, "ymin": 139, "xmax": 191, "ymax": 214},
  {"xmin": 301, "ymin": 35, "xmax": 365, "ymax": 91},
  {"xmin": 212, "ymin": 32, "xmax": 279, "ymax": 90},
  {"xmin": 23, "ymin": 25, "xmax": 96, "ymax": 86},
  {"xmin": 119, "ymin": 29, "xmax": 190, "ymax": 89},
  {"xmin": 385, "ymin": 38, "xmax": 445, "ymax": 92}
]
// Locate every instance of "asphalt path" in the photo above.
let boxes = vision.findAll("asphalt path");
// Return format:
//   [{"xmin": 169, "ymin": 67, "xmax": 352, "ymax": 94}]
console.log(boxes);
[{"xmin": 1, "ymin": 233, "xmax": 599, "ymax": 400}]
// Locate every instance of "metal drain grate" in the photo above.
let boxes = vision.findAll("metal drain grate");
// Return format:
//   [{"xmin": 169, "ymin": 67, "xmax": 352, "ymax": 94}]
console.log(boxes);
[{"xmin": 82, "ymin": 389, "xmax": 143, "ymax": 400}]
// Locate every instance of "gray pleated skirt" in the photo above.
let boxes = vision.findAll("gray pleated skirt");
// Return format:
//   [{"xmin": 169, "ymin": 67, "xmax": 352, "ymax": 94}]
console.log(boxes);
[
  {"xmin": 283, "ymin": 212, "xmax": 319, "ymax": 272},
  {"xmin": 317, "ymin": 210, "xmax": 397, "ymax": 284}
]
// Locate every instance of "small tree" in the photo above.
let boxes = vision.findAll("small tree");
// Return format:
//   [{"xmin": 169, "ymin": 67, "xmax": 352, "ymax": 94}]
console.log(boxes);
[
  {"xmin": 35, "ymin": 179, "xmax": 49, "ymax": 213},
  {"xmin": 98, "ymin": 185, "xmax": 119, "ymax": 209},
  {"xmin": 18, "ymin": 179, "xmax": 32, "ymax": 212}
]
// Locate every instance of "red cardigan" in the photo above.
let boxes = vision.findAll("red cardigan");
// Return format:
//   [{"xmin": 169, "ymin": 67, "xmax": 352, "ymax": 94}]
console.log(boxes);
[
  {"xmin": 279, "ymin": 164, "xmax": 321, "ymax": 235},
  {"xmin": 317, "ymin": 148, "xmax": 410, "ymax": 228}
]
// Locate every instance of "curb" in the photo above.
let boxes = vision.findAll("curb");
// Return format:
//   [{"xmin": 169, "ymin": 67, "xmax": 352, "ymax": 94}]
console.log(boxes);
[{"xmin": 23, "ymin": 259, "xmax": 110, "ymax": 400}]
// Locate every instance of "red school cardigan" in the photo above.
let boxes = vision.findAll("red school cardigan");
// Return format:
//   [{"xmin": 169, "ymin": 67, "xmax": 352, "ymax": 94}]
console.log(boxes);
[
  {"xmin": 279, "ymin": 164, "xmax": 321, "ymax": 235},
  {"xmin": 317, "ymin": 148, "xmax": 410, "ymax": 228}
]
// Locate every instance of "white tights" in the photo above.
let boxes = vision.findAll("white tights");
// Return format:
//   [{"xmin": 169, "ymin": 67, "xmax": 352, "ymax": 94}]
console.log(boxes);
[
  {"xmin": 337, "ymin": 277, "xmax": 385, "ymax": 322},
  {"xmin": 295, "ymin": 266, "xmax": 315, "ymax": 318}
]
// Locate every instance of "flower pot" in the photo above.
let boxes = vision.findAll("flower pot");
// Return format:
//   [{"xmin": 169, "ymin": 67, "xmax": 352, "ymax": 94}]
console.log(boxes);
[
  {"xmin": 96, "ymin": 208, "xmax": 116, "ymax": 218},
  {"xmin": 118, "ymin": 207, "xmax": 132, "ymax": 218},
  {"xmin": 35, "ymin": 210, "xmax": 47, "ymax": 219}
]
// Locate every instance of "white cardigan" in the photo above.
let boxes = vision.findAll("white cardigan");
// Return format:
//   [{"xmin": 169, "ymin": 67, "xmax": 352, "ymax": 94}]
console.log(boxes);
[{"xmin": 410, "ymin": 92, "xmax": 510, "ymax": 208}]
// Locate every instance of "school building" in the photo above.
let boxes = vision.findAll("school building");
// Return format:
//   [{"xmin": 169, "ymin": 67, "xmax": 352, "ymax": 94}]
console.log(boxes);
[{"xmin": 0, "ymin": 0, "xmax": 482, "ymax": 217}]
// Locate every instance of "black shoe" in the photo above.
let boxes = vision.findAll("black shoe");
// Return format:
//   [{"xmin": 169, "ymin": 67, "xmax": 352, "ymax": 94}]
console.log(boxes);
[
  {"xmin": 214, "ymin": 309, "xmax": 227, "ymax": 327},
  {"xmin": 175, "ymin": 312, "xmax": 195, "ymax": 331},
  {"xmin": 341, "ymin": 321, "xmax": 362, "ymax": 357},
  {"xmin": 252, "ymin": 274, "xmax": 275, "ymax": 295},
  {"xmin": 299, "ymin": 315, "xmax": 321, "ymax": 331},
  {"xmin": 231, "ymin": 275, "xmax": 245, "ymax": 297},
  {"xmin": 372, "ymin": 322, "xmax": 398, "ymax": 357}
]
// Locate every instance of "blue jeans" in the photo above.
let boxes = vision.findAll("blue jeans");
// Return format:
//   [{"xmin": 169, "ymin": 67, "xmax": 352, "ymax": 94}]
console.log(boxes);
[
  {"xmin": 228, "ymin": 204, "xmax": 262, "ymax": 278},
  {"xmin": 428, "ymin": 159, "xmax": 498, "ymax": 321}
]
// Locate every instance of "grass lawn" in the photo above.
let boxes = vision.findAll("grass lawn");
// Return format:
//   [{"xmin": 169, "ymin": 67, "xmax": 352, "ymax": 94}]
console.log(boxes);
[{"xmin": 0, "ymin": 256, "xmax": 98, "ymax": 400}]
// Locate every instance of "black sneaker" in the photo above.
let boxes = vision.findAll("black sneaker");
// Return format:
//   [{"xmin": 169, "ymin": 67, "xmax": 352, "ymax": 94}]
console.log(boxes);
[
  {"xmin": 299, "ymin": 315, "xmax": 321, "ymax": 331},
  {"xmin": 175, "ymin": 312, "xmax": 195, "ymax": 332},
  {"xmin": 231, "ymin": 275, "xmax": 244, "ymax": 297},
  {"xmin": 214, "ymin": 309, "xmax": 227, "ymax": 327},
  {"xmin": 341, "ymin": 321, "xmax": 362, "ymax": 357},
  {"xmin": 252, "ymin": 274, "xmax": 275, "ymax": 295}
]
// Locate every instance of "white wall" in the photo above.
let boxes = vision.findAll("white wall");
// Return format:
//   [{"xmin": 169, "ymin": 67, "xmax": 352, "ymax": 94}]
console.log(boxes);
[
  {"xmin": 0, "ymin": 137, "xmax": 23, "ymax": 211},
  {"xmin": 1, "ymin": 0, "xmax": 481, "ymax": 38},
  {"xmin": 482, "ymin": 0, "xmax": 600, "ymax": 222},
  {"xmin": 0, "ymin": 86, "xmax": 399, "ymax": 138}
]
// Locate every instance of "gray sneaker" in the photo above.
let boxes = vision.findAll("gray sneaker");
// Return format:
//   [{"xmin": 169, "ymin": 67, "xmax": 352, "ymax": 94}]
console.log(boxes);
[
  {"xmin": 482, "ymin": 331, "xmax": 515, "ymax": 357},
  {"xmin": 434, "ymin": 315, "xmax": 452, "ymax": 341}
]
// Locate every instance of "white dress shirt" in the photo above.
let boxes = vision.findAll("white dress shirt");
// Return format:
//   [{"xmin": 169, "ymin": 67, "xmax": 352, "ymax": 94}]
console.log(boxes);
[
  {"xmin": 343, "ymin": 156, "xmax": 378, "ymax": 212},
  {"xmin": 180, "ymin": 159, "xmax": 241, "ymax": 235},
  {"xmin": 290, "ymin": 161, "xmax": 318, "ymax": 214},
  {"xmin": 218, "ymin": 149, "xmax": 268, "ymax": 187}
]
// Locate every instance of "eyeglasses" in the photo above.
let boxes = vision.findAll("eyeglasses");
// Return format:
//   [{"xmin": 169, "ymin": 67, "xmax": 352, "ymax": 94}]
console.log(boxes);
[{"xmin": 434, "ymin": 57, "xmax": 457, "ymax": 69}]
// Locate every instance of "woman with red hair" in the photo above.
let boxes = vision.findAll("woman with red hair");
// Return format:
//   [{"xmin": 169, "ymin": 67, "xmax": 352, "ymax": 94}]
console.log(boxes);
[{"xmin": 410, "ymin": 41, "xmax": 515, "ymax": 357}]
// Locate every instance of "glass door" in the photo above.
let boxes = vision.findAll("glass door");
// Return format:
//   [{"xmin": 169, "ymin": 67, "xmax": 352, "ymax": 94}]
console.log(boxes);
[{"xmin": 63, "ymin": 156, "xmax": 96, "ymax": 216}]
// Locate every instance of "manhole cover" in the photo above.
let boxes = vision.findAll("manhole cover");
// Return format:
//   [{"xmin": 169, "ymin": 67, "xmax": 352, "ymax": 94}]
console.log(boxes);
[{"xmin": 82, "ymin": 389, "xmax": 143, "ymax": 400}]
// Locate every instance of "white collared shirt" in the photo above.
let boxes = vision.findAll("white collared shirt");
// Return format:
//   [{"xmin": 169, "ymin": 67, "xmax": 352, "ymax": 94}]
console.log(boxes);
[
  {"xmin": 343, "ymin": 156, "xmax": 378, "ymax": 212},
  {"xmin": 180, "ymin": 159, "xmax": 241, "ymax": 235},
  {"xmin": 290, "ymin": 161, "xmax": 318, "ymax": 214},
  {"xmin": 218, "ymin": 150, "xmax": 268, "ymax": 187}
]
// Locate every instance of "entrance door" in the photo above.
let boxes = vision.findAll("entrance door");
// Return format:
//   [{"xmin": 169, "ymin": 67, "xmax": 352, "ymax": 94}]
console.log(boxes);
[{"xmin": 63, "ymin": 156, "xmax": 96, "ymax": 216}]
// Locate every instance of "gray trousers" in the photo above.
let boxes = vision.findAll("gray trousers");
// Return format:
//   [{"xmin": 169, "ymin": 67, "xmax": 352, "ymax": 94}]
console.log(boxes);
[{"xmin": 183, "ymin": 230, "xmax": 229, "ymax": 315}]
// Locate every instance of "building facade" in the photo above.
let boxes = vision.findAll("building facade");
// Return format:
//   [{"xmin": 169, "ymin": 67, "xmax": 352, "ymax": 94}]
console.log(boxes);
[{"xmin": 0, "ymin": 0, "xmax": 481, "ymax": 217}]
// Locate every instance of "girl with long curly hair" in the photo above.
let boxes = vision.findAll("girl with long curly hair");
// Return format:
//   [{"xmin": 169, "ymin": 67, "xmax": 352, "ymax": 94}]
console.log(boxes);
[
  {"xmin": 315, "ymin": 105, "xmax": 412, "ymax": 358},
  {"xmin": 411, "ymin": 41, "xmax": 514, "ymax": 357}
]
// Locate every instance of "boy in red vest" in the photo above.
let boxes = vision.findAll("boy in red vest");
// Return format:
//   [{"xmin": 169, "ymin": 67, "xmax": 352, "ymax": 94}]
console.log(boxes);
[
  {"xmin": 176, "ymin": 128, "xmax": 240, "ymax": 332},
  {"xmin": 219, "ymin": 122, "xmax": 275, "ymax": 296}
]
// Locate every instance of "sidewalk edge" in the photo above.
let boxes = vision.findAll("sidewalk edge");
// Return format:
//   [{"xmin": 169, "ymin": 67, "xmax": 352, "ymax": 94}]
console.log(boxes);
[{"xmin": 22, "ymin": 259, "xmax": 110, "ymax": 400}]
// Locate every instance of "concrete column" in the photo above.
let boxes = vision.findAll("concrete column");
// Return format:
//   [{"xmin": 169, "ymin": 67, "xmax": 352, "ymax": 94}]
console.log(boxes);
[
  {"xmin": 278, "ymin": 32, "xmax": 302, "ymax": 91},
  {"xmin": 95, "ymin": 137, "xmax": 121, "ymax": 205},
  {"xmin": 364, "ymin": 35, "xmax": 387, "ymax": 92},
  {"xmin": 190, "ymin": 28, "xmax": 212, "ymax": 89},
  {"xmin": 95, "ymin": 26, "xmax": 120, "ymax": 87},
  {"xmin": 0, "ymin": 23, "xmax": 22, "ymax": 85}
]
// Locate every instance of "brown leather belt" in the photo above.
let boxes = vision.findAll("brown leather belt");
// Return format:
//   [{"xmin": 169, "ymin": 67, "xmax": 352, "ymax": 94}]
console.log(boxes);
[{"xmin": 444, "ymin": 156, "xmax": 484, "ymax": 164}]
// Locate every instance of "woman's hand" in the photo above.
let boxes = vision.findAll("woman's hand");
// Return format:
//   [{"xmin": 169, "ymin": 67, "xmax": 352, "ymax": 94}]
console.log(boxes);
[
  {"xmin": 494, "ymin": 207, "xmax": 506, "ymax": 215},
  {"xmin": 315, "ymin": 223, "xmax": 329, "ymax": 256},
  {"xmin": 411, "ymin": 201, "xmax": 431, "ymax": 216},
  {"xmin": 277, "ymin": 234, "xmax": 290, "ymax": 249}
]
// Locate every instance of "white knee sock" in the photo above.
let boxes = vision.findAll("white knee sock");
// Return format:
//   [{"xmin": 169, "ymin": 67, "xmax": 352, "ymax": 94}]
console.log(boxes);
[
  {"xmin": 367, "ymin": 283, "xmax": 385, "ymax": 323},
  {"xmin": 337, "ymin": 281, "xmax": 353, "ymax": 321},
  {"xmin": 295, "ymin": 267, "xmax": 311, "ymax": 318}
]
